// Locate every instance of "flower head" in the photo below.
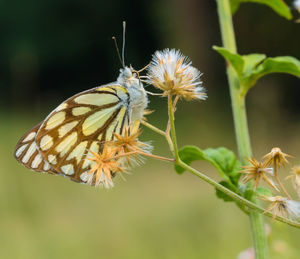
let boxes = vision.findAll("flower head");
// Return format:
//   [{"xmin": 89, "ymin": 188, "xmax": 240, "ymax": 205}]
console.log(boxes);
[
  {"xmin": 260, "ymin": 195, "xmax": 300, "ymax": 220},
  {"xmin": 241, "ymin": 157, "xmax": 277, "ymax": 190},
  {"xmin": 286, "ymin": 165, "xmax": 300, "ymax": 197},
  {"xmin": 107, "ymin": 126, "xmax": 152, "ymax": 166},
  {"xmin": 146, "ymin": 49, "xmax": 207, "ymax": 100},
  {"xmin": 263, "ymin": 147, "xmax": 291, "ymax": 168},
  {"xmin": 85, "ymin": 145, "xmax": 124, "ymax": 188}
]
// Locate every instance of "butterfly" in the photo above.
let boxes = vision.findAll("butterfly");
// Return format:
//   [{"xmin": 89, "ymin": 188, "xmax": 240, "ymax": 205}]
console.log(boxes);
[{"xmin": 14, "ymin": 66, "xmax": 148, "ymax": 185}]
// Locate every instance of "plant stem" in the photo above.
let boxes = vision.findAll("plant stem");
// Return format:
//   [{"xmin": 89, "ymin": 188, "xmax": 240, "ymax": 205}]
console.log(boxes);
[
  {"xmin": 168, "ymin": 94, "xmax": 180, "ymax": 162},
  {"xmin": 166, "ymin": 91, "xmax": 300, "ymax": 229},
  {"xmin": 177, "ymin": 160, "xmax": 300, "ymax": 228},
  {"xmin": 216, "ymin": 0, "xmax": 268, "ymax": 258},
  {"xmin": 141, "ymin": 120, "xmax": 174, "ymax": 153},
  {"xmin": 105, "ymin": 150, "xmax": 174, "ymax": 163}
]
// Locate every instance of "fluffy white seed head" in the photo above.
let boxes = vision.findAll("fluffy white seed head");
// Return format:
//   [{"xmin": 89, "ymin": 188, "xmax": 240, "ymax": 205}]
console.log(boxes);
[{"xmin": 147, "ymin": 49, "xmax": 207, "ymax": 100}]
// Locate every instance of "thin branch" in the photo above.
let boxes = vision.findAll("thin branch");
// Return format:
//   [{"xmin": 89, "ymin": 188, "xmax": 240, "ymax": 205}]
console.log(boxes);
[{"xmin": 178, "ymin": 160, "xmax": 300, "ymax": 229}]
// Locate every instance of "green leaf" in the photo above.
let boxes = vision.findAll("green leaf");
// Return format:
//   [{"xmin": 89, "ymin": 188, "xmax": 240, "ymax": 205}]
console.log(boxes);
[
  {"xmin": 204, "ymin": 147, "xmax": 242, "ymax": 184},
  {"xmin": 175, "ymin": 145, "xmax": 241, "ymax": 185},
  {"xmin": 213, "ymin": 46, "xmax": 300, "ymax": 94},
  {"xmin": 213, "ymin": 46, "xmax": 244, "ymax": 80},
  {"xmin": 255, "ymin": 187, "xmax": 273, "ymax": 197},
  {"xmin": 230, "ymin": 0, "xmax": 292, "ymax": 20},
  {"xmin": 242, "ymin": 54, "xmax": 266, "ymax": 76},
  {"xmin": 174, "ymin": 146, "xmax": 204, "ymax": 174},
  {"xmin": 216, "ymin": 181, "xmax": 235, "ymax": 202},
  {"xmin": 243, "ymin": 56, "xmax": 300, "ymax": 88}
]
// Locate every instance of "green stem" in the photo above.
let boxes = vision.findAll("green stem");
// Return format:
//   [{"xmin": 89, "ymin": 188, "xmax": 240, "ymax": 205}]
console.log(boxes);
[
  {"xmin": 141, "ymin": 120, "xmax": 174, "ymax": 153},
  {"xmin": 177, "ymin": 160, "xmax": 300, "ymax": 228},
  {"xmin": 216, "ymin": 0, "xmax": 268, "ymax": 258},
  {"xmin": 166, "ymin": 93, "xmax": 300, "ymax": 229},
  {"xmin": 168, "ymin": 95, "xmax": 180, "ymax": 162}
]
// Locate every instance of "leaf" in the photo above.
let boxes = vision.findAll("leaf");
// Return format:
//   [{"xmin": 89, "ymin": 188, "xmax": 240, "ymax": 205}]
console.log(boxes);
[
  {"xmin": 174, "ymin": 146, "xmax": 204, "ymax": 174},
  {"xmin": 213, "ymin": 46, "xmax": 300, "ymax": 94},
  {"xmin": 216, "ymin": 181, "xmax": 235, "ymax": 202},
  {"xmin": 242, "ymin": 54, "xmax": 266, "ymax": 76},
  {"xmin": 243, "ymin": 56, "xmax": 300, "ymax": 88},
  {"xmin": 175, "ymin": 145, "xmax": 241, "ymax": 185},
  {"xmin": 230, "ymin": 0, "xmax": 292, "ymax": 20},
  {"xmin": 213, "ymin": 46, "xmax": 244, "ymax": 80},
  {"xmin": 204, "ymin": 147, "xmax": 242, "ymax": 184},
  {"xmin": 255, "ymin": 187, "xmax": 273, "ymax": 197}
]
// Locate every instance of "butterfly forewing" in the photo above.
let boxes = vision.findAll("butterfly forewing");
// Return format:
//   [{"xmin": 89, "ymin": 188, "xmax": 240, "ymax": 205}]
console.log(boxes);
[
  {"xmin": 34, "ymin": 84, "xmax": 130, "ymax": 183},
  {"xmin": 14, "ymin": 123, "xmax": 58, "ymax": 174}
]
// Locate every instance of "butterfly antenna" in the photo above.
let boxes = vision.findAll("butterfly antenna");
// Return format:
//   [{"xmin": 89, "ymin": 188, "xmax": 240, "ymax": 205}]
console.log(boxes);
[
  {"xmin": 122, "ymin": 21, "xmax": 126, "ymax": 68},
  {"xmin": 112, "ymin": 36, "xmax": 123, "ymax": 67}
]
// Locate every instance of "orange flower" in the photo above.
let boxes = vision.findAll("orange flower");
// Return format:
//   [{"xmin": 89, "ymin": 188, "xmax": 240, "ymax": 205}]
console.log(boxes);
[
  {"xmin": 108, "ymin": 126, "xmax": 152, "ymax": 166},
  {"xmin": 86, "ymin": 145, "xmax": 124, "ymax": 188}
]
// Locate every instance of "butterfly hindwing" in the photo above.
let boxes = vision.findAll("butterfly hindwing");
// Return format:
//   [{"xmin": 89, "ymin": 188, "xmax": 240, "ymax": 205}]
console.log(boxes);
[
  {"xmin": 14, "ymin": 123, "xmax": 58, "ymax": 175},
  {"xmin": 34, "ymin": 84, "xmax": 130, "ymax": 183}
]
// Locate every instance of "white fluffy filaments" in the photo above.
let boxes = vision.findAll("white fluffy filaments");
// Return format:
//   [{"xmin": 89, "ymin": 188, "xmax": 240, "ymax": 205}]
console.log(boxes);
[{"xmin": 146, "ymin": 49, "xmax": 207, "ymax": 101}]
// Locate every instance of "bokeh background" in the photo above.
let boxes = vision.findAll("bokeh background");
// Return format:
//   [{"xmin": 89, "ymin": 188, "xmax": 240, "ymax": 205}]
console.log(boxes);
[{"xmin": 1, "ymin": 0, "xmax": 300, "ymax": 258}]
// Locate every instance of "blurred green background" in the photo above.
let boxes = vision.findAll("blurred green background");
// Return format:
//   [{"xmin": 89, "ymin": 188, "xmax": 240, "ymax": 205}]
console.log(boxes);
[{"xmin": 1, "ymin": 0, "xmax": 300, "ymax": 258}]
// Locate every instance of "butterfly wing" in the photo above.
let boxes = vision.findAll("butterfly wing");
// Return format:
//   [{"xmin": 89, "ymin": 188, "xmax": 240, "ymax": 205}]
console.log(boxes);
[
  {"xmin": 34, "ymin": 84, "xmax": 130, "ymax": 183},
  {"xmin": 14, "ymin": 123, "xmax": 58, "ymax": 174},
  {"xmin": 14, "ymin": 84, "xmax": 131, "ymax": 183}
]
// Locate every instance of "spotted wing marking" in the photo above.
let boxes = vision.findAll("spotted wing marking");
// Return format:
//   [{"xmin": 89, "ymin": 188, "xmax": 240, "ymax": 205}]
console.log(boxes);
[
  {"xmin": 35, "ymin": 84, "xmax": 130, "ymax": 184},
  {"xmin": 14, "ymin": 123, "xmax": 58, "ymax": 174}
]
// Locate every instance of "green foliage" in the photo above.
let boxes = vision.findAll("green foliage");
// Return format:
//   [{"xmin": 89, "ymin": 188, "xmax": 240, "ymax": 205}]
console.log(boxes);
[
  {"xmin": 215, "ymin": 181, "xmax": 235, "ymax": 202},
  {"xmin": 243, "ymin": 56, "xmax": 300, "ymax": 91},
  {"xmin": 175, "ymin": 145, "xmax": 241, "ymax": 186},
  {"xmin": 204, "ymin": 147, "xmax": 241, "ymax": 185},
  {"xmin": 175, "ymin": 146, "xmax": 203, "ymax": 175},
  {"xmin": 174, "ymin": 145, "xmax": 248, "ymax": 206},
  {"xmin": 213, "ymin": 46, "xmax": 300, "ymax": 94},
  {"xmin": 230, "ymin": 0, "xmax": 292, "ymax": 20},
  {"xmin": 255, "ymin": 187, "xmax": 273, "ymax": 197}
]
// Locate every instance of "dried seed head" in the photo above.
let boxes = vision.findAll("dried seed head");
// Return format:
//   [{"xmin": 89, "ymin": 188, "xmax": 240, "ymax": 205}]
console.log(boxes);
[
  {"xmin": 260, "ymin": 195, "xmax": 300, "ymax": 220},
  {"xmin": 107, "ymin": 126, "xmax": 152, "ymax": 166},
  {"xmin": 85, "ymin": 145, "xmax": 125, "ymax": 188},
  {"xmin": 146, "ymin": 49, "xmax": 207, "ymax": 100},
  {"xmin": 241, "ymin": 157, "xmax": 278, "ymax": 190},
  {"xmin": 263, "ymin": 147, "xmax": 291, "ymax": 168}
]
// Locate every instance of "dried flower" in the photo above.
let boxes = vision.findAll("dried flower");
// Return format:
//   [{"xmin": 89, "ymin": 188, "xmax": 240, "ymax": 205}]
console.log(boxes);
[
  {"xmin": 108, "ymin": 126, "xmax": 152, "ymax": 166},
  {"xmin": 146, "ymin": 49, "xmax": 207, "ymax": 100},
  {"xmin": 241, "ymin": 157, "xmax": 277, "ymax": 190},
  {"xmin": 85, "ymin": 146, "xmax": 124, "ymax": 188},
  {"xmin": 260, "ymin": 195, "xmax": 300, "ymax": 220},
  {"xmin": 263, "ymin": 147, "xmax": 291, "ymax": 168},
  {"xmin": 286, "ymin": 165, "xmax": 300, "ymax": 197}
]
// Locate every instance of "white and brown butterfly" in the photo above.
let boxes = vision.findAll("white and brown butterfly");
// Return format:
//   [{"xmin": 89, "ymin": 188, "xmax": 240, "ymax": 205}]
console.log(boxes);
[{"xmin": 14, "ymin": 67, "xmax": 148, "ymax": 185}]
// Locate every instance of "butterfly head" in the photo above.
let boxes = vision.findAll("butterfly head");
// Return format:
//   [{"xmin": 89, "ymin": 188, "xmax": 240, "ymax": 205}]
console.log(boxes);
[{"xmin": 117, "ymin": 66, "xmax": 141, "ymax": 88}]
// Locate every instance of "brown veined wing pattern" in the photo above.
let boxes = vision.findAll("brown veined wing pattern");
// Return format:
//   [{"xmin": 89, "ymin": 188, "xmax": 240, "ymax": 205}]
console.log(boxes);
[
  {"xmin": 14, "ymin": 123, "xmax": 58, "ymax": 175},
  {"xmin": 15, "ymin": 84, "xmax": 131, "ymax": 184}
]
